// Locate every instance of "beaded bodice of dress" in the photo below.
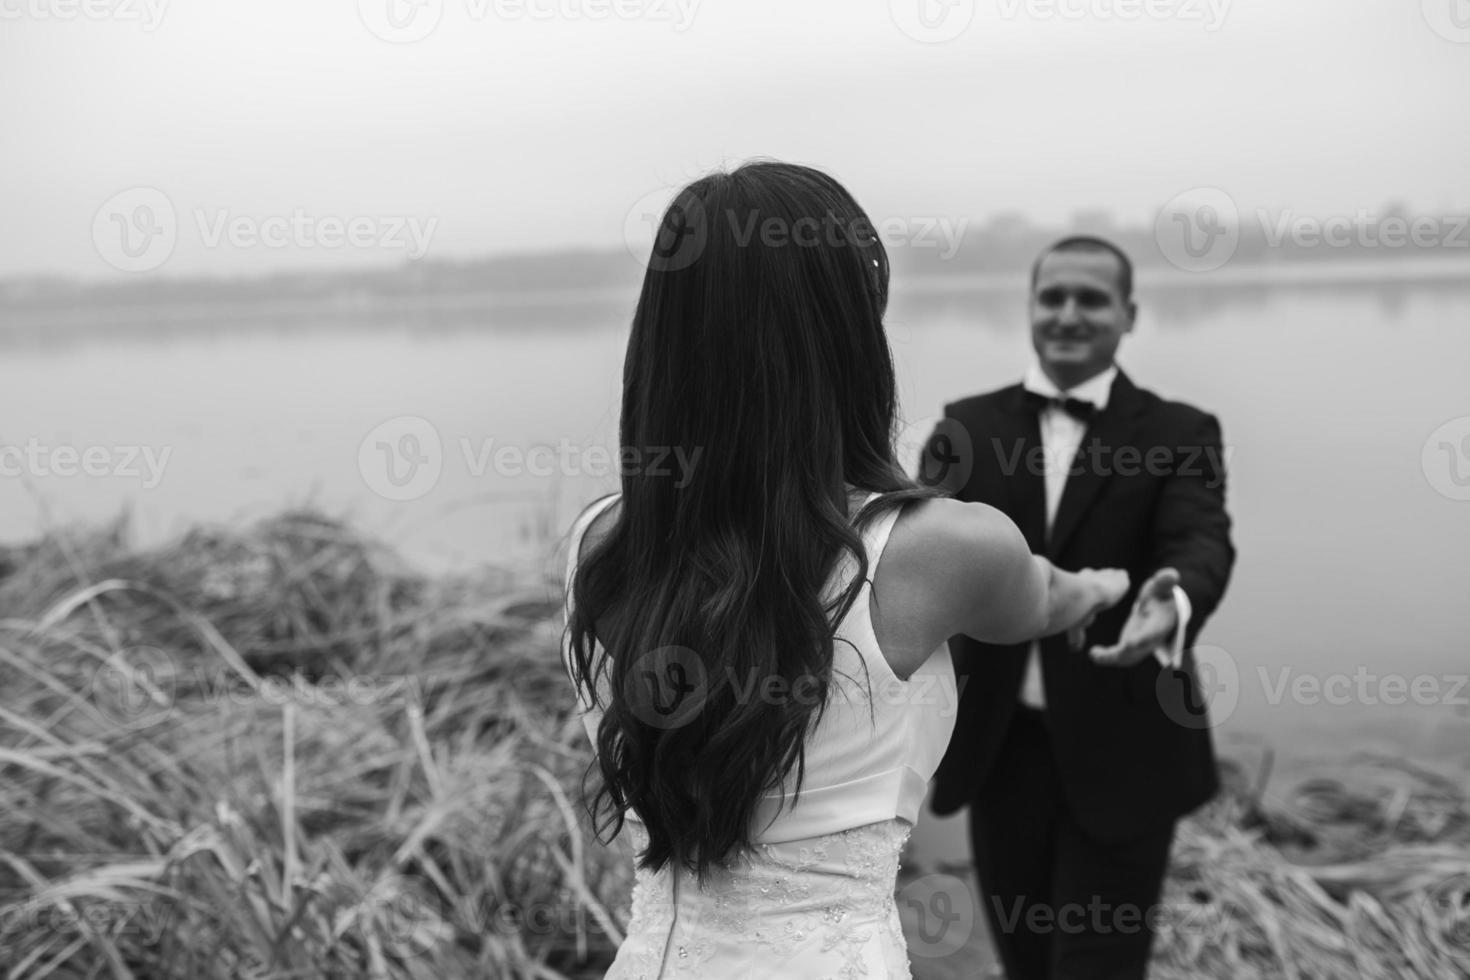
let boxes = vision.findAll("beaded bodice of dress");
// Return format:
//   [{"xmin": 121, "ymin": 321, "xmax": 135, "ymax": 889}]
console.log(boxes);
[{"xmin": 607, "ymin": 817, "xmax": 915, "ymax": 980}]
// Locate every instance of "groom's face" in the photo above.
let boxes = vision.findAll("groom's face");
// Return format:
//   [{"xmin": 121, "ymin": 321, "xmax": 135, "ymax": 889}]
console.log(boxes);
[{"xmin": 1029, "ymin": 249, "xmax": 1136, "ymax": 384}]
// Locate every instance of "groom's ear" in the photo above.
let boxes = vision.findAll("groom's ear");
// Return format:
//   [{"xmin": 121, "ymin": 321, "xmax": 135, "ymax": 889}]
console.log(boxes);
[{"xmin": 1123, "ymin": 297, "xmax": 1138, "ymax": 332}]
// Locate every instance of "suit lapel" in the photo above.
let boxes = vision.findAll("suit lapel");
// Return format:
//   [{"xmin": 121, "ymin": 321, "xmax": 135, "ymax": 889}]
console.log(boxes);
[
  {"xmin": 996, "ymin": 386, "xmax": 1048, "ymax": 554},
  {"xmin": 1046, "ymin": 370, "xmax": 1145, "ymax": 559}
]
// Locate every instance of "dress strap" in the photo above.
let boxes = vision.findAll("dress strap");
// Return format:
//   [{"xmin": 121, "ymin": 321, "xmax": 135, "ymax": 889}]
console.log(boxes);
[
  {"xmin": 861, "ymin": 492, "xmax": 904, "ymax": 572},
  {"xmin": 823, "ymin": 491, "xmax": 901, "ymax": 603}
]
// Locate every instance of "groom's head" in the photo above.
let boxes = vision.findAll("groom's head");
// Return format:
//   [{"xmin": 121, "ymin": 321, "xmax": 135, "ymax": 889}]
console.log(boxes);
[{"xmin": 1028, "ymin": 236, "xmax": 1137, "ymax": 390}]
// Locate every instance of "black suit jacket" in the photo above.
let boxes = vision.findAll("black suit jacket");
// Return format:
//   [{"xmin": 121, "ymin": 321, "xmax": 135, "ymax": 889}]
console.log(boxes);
[{"xmin": 925, "ymin": 369, "xmax": 1236, "ymax": 843}]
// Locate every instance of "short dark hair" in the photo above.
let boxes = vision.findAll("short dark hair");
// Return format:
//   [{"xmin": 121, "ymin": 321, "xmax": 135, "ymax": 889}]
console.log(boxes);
[{"xmin": 1030, "ymin": 235, "xmax": 1134, "ymax": 301}]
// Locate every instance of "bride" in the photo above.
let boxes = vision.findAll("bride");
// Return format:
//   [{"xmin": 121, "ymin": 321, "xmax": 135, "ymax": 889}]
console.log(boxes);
[{"xmin": 562, "ymin": 161, "xmax": 1127, "ymax": 979}]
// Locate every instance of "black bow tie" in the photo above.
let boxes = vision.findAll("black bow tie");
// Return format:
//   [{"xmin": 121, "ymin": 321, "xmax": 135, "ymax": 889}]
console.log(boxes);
[{"xmin": 1022, "ymin": 389, "xmax": 1099, "ymax": 422}]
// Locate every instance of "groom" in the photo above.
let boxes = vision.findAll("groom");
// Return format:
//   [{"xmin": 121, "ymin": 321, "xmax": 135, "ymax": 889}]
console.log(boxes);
[{"xmin": 920, "ymin": 236, "xmax": 1236, "ymax": 980}]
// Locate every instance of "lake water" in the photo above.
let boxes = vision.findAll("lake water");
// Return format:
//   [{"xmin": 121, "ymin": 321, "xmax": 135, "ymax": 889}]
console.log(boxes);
[{"xmin": 2, "ymin": 264, "xmax": 1467, "ymax": 779}]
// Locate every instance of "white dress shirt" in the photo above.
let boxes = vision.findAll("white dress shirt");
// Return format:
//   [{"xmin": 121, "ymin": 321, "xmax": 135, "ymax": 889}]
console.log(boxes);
[{"xmin": 1018, "ymin": 361, "xmax": 1192, "ymax": 710}]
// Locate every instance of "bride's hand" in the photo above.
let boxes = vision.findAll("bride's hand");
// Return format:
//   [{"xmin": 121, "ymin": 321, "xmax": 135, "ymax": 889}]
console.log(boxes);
[{"xmin": 1065, "ymin": 568, "xmax": 1130, "ymax": 652}]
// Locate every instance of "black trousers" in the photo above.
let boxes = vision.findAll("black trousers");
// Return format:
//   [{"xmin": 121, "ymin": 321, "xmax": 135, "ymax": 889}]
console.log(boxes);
[{"xmin": 967, "ymin": 706, "xmax": 1176, "ymax": 980}]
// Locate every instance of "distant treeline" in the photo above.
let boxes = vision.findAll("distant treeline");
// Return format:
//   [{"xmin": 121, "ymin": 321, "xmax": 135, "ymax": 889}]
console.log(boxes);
[{"xmin": 3, "ymin": 208, "xmax": 1467, "ymax": 316}]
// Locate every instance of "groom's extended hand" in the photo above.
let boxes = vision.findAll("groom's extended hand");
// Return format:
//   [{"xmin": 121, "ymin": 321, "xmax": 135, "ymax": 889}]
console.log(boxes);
[{"xmin": 1088, "ymin": 567, "xmax": 1181, "ymax": 667}]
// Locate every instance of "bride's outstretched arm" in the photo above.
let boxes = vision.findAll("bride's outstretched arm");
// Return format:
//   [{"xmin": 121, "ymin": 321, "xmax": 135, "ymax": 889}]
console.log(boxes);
[{"xmin": 921, "ymin": 498, "xmax": 1129, "ymax": 647}]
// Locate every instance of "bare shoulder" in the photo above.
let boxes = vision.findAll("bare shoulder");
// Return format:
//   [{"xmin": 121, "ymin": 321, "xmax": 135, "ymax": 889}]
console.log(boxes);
[
  {"xmin": 868, "ymin": 498, "xmax": 984, "ymax": 677},
  {"xmin": 882, "ymin": 496, "xmax": 1026, "ymax": 572},
  {"xmin": 873, "ymin": 497, "xmax": 1036, "ymax": 668}
]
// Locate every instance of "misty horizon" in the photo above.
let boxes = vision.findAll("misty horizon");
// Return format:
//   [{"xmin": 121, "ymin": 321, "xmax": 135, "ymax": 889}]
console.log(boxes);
[{"xmin": 5, "ymin": 0, "xmax": 1468, "ymax": 281}]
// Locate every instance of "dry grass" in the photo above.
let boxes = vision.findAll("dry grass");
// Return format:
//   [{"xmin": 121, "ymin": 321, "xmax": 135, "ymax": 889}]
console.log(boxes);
[
  {"xmin": 0, "ymin": 509, "xmax": 1465, "ymax": 979},
  {"xmin": 0, "ymin": 509, "xmax": 627, "ymax": 979},
  {"xmin": 1146, "ymin": 754, "xmax": 1470, "ymax": 979}
]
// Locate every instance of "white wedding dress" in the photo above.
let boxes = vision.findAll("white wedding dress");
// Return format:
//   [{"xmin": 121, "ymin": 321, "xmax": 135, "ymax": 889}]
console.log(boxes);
[{"xmin": 562, "ymin": 492, "xmax": 958, "ymax": 980}]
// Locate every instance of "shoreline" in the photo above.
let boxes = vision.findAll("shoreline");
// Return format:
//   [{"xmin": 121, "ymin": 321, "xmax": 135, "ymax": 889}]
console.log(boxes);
[{"xmin": 1, "ymin": 255, "xmax": 1467, "ymax": 342}]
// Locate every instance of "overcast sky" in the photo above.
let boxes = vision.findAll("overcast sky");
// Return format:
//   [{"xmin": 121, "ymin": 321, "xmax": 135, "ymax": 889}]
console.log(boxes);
[{"xmin": 4, "ymin": 0, "xmax": 1467, "ymax": 279}]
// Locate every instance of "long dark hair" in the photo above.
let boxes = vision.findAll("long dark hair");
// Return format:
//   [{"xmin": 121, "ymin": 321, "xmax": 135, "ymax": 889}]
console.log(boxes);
[{"xmin": 566, "ymin": 161, "xmax": 948, "ymax": 885}]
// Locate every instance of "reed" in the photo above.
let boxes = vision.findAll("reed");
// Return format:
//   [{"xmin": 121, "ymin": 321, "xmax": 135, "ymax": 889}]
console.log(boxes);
[{"xmin": 0, "ymin": 508, "xmax": 626, "ymax": 979}]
